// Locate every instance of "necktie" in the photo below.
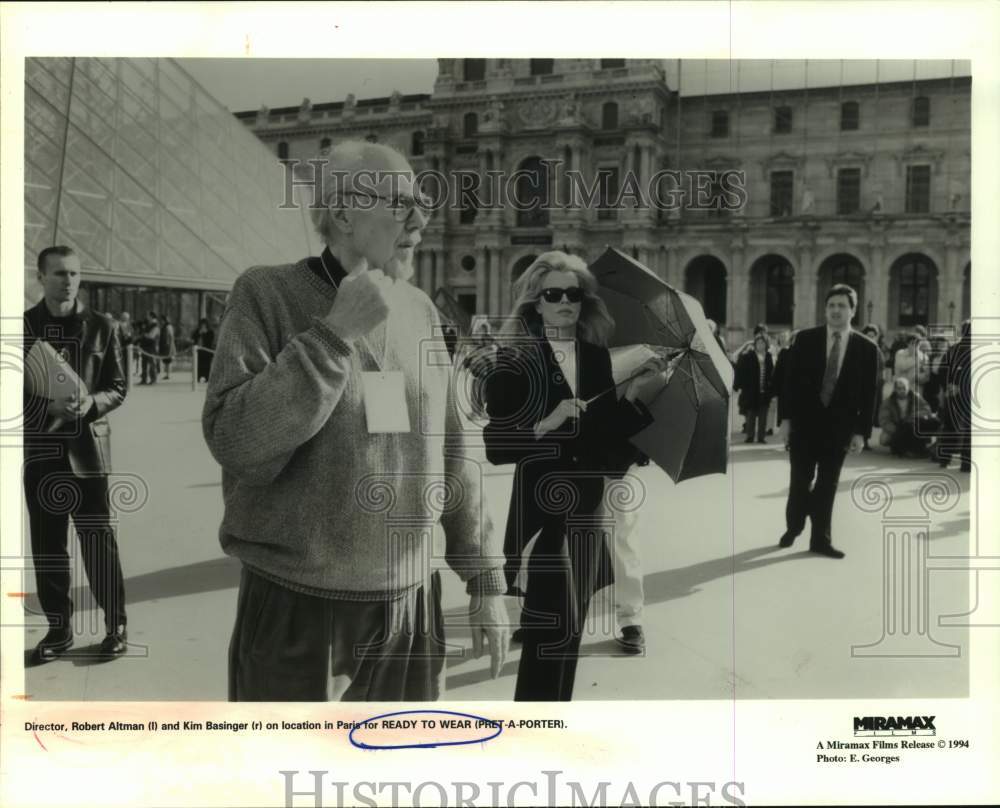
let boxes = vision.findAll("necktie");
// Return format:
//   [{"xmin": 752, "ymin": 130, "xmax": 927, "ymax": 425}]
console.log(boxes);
[{"xmin": 820, "ymin": 331, "xmax": 842, "ymax": 407}]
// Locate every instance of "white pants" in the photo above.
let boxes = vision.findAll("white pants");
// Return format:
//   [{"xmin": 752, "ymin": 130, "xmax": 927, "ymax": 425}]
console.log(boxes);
[{"xmin": 611, "ymin": 500, "xmax": 644, "ymax": 630}]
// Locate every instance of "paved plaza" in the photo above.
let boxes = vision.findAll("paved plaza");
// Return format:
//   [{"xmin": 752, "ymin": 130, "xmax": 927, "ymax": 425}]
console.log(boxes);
[{"xmin": 17, "ymin": 375, "xmax": 973, "ymax": 701}]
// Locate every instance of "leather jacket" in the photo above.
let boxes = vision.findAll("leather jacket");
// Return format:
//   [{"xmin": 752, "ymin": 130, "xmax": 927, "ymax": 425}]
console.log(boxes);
[{"xmin": 23, "ymin": 299, "xmax": 127, "ymax": 475}]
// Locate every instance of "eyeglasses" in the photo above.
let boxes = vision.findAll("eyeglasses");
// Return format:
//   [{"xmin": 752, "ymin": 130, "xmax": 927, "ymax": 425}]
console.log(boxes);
[
  {"xmin": 336, "ymin": 191, "xmax": 433, "ymax": 222},
  {"xmin": 540, "ymin": 287, "xmax": 586, "ymax": 304}
]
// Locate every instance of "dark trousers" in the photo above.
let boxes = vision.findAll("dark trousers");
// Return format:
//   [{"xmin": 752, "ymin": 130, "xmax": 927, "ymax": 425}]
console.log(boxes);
[
  {"xmin": 746, "ymin": 401, "xmax": 770, "ymax": 441},
  {"xmin": 229, "ymin": 567, "xmax": 445, "ymax": 701},
  {"xmin": 888, "ymin": 421, "xmax": 933, "ymax": 456},
  {"xmin": 141, "ymin": 353, "xmax": 158, "ymax": 384},
  {"xmin": 785, "ymin": 430, "xmax": 848, "ymax": 549},
  {"xmin": 24, "ymin": 457, "xmax": 127, "ymax": 632},
  {"xmin": 515, "ymin": 520, "xmax": 609, "ymax": 701}
]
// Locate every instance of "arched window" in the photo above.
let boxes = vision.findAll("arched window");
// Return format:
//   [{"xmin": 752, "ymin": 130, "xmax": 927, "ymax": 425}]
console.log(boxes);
[
  {"xmin": 912, "ymin": 96, "xmax": 930, "ymax": 127},
  {"xmin": 511, "ymin": 254, "xmax": 538, "ymax": 285},
  {"xmin": 277, "ymin": 141, "xmax": 289, "ymax": 160},
  {"xmin": 601, "ymin": 101, "xmax": 618, "ymax": 130},
  {"xmin": 463, "ymin": 59, "xmax": 486, "ymax": 82},
  {"xmin": 750, "ymin": 255, "xmax": 795, "ymax": 326},
  {"xmin": 530, "ymin": 59, "xmax": 554, "ymax": 76},
  {"xmin": 411, "ymin": 130, "xmax": 425, "ymax": 156},
  {"xmin": 319, "ymin": 137, "xmax": 331, "ymax": 151},
  {"xmin": 463, "ymin": 112, "xmax": 478, "ymax": 138},
  {"xmin": 840, "ymin": 101, "xmax": 859, "ymax": 131},
  {"xmin": 894, "ymin": 255, "xmax": 935, "ymax": 326},
  {"xmin": 515, "ymin": 157, "xmax": 550, "ymax": 227},
  {"xmin": 766, "ymin": 262, "xmax": 795, "ymax": 324},
  {"xmin": 683, "ymin": 255, "xmax": 728, "ymax": 325},
  {"xmin": 364, "ymin": 133, "xmax": 377, "ymax": 143}
]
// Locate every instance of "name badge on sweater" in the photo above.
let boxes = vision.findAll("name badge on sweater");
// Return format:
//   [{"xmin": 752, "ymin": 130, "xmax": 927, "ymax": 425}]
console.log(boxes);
[{"xmin": 362, "ymin": 371, "xmax": 411, "ymax": 433}]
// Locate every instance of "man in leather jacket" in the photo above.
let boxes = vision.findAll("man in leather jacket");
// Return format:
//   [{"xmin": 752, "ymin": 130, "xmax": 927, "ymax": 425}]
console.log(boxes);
[{"xmin": 23, "ymin": 246, "xmax": 129, "ymax": 662}]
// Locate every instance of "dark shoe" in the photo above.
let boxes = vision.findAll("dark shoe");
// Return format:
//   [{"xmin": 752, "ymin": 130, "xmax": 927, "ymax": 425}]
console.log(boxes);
[
  {"xmin": 778, "ymin": 532, "xmax": 797, "ymax": 548},
  {"xmin": 756, "ymin": 438, "xmax": 766, "ymax": 444},
  {"xmin": 810, "ymin": 545, "xmax": 846, "ymax": 559},
  {"xmin": 616, "ymin": 625, "xmax": 645, "ymax": 655},
  {"xmin": 99, "ymin": 625, "xmax": 128, "ymax": 658},
  {"xmin": 35, "ymin": 626, "xmax": 74, "ymax": 662},
  {"xmin": 510, "ymin": 627, "xmax": 525, "ymax": 644},
  {"xmin": 744, "ymin": 437, "xmax": 754, "ymax": 444}
]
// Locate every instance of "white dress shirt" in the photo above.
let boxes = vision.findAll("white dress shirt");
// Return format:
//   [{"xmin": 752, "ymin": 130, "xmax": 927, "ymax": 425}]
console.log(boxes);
[{"xmin": 548, "ymin": 338, "xmax": 577, "ymax": 395}]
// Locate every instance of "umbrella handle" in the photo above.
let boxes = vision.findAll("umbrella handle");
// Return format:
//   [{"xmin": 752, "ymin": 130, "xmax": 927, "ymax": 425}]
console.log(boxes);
[{"xmin": 584, "ymin": 346, "xmax": 687, "ymax": 405}]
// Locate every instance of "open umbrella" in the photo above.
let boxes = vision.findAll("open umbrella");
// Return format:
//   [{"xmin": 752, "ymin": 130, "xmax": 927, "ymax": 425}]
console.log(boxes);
[{"xmin": 590, "ymin": 247, "xmax": 734, "ymax": 481}]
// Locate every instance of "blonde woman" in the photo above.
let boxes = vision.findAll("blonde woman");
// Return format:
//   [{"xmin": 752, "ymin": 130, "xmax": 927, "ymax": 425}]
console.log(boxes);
[{"xmin": 483, "ymin": 251, "xmax": 664, "ymax": 700}]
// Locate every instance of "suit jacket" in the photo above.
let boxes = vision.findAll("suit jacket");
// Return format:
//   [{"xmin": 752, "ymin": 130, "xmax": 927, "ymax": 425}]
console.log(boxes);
[
  {"xmin": 780, "ymin": 325, "xmax": 879, "ymax": 444},
  {"xmin": 483, "ymin": 337, "xmax": 653, "ymax": 591},
  {"xmin": 23, "ymin": 299, "xmax": 127, "ymax": 475}
]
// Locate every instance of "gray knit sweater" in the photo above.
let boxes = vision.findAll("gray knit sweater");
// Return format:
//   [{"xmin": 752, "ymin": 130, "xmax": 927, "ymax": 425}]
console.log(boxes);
[{"xmin": 202, "ymin": 259, "xmax": 504, "ymax": 599}]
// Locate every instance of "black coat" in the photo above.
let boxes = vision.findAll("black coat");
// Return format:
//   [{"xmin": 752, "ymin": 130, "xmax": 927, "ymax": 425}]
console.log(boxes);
[
  {"xmin": 780, "ymin": 326, "xmax": 879, "ymax": 443},
  {"xmin": 23, "ymin": 300, "xmax": 127, "ymax": 475},
  {"xmin": 734, "ymin": 349, "xmax": 774, "ymax": 411},
  {"xmin": 483, "ymin": 337, "xmax": 653, "ymax": 595}
]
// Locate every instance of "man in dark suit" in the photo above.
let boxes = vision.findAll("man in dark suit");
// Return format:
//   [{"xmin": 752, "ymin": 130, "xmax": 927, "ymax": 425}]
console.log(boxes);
[
  {"xmin": 23, "ymin": 246, "xmax": 129, "ymax": 661},
  {"xmin": 777, "ymin": 284, "xmax": 879, "ymax": 559}
]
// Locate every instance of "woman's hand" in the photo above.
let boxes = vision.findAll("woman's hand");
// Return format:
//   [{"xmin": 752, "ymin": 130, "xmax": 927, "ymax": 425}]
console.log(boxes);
[
  {"xmin": 624, "ymin": 354, "xmax": 677, "ymax": 403},
  {"xmin": 534, "ymin": 398, "xmax": 587, "ymax": 438}
]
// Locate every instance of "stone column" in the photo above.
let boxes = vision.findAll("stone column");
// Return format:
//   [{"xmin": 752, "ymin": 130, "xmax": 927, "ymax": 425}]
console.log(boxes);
[
  {"xmin": 488, "ymin": 248, "xmax": 501, "ymax": 317},
  {"xmin": 475, "ymin": 247, "xmax": 489, "ymax": 314},
  {"xmin": 869, "ymin": 239, "xmax": 890, "ymax": 330},
  {"xmin": 728, "ymin": 241, "xmax": 748, "ymax": 333},
  {"xmin": 433, "ymin": 250, "xmax": 447, "ymax": 294},
  {"xmin": 500, "ymin": 257, "xmax": 514, "ymax": 314},
  {"xmin": 794, "ymin": 243, "xmax": 815, "ymax": 330}
]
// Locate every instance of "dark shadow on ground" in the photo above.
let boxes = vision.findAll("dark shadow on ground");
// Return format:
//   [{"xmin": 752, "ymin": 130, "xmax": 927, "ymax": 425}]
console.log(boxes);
[{"xmin": 642, "ymin": 546, "xmax": 812, "ymax": 607}]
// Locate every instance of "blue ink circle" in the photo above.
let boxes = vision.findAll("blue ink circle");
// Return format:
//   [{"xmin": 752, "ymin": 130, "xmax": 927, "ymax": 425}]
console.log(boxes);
[{"xmin": 348, "ymin": 709, "xmax": 503, "ymax": 750}]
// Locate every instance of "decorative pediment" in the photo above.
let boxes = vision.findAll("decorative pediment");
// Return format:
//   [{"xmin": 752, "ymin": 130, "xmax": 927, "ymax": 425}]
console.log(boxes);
[
  {"xmin": 703, "ymin": 154, "xmax": 740, "ymax": 170},
  {"xmin": 760, "ymin": 150, "xmax": 804, "ymax": 179},
  {"xmin": 824, "ymin": 150, "xmax": 874, "ymax": 178},
  {"xmin": 894, "ymin": 144, "xmax": 946, "ymax": 175}
]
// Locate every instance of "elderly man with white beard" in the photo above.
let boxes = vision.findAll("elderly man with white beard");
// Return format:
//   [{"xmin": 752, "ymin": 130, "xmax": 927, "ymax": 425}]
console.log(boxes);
[{"xmin": 203, "ymin": 141, "xmax": 507, "ymax": 701}]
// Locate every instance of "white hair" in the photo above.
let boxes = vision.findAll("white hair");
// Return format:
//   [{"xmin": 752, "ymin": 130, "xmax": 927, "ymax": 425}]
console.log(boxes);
[{"xmin": 307, "ymin": 140, "xmax": 412, "ymax": 246}]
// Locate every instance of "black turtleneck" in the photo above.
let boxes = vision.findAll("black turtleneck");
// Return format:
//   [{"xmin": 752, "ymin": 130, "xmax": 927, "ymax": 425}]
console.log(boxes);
[{"xmin": 307, "ymin": 247, "xmax": 348, "ymax": 288}]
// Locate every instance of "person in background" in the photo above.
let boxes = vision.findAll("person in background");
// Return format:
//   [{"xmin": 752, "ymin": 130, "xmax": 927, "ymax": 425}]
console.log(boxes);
[
  {"xmin": 939, "ymin": 319, "xmax": 972, "ymax": 472},
  {"xmin": 23, "ymin": 246, "xmax": 129, "ymax": 661},
  {"xmin": 772, "ymin": 330, "xmax": 796, "ymax": 449},
  {"xmin": 892, "ymin": 334, "xmax": 930, "ymax": 397},
  {"xmin": 118, "ymin": 312, "xmax": 136, "ymax": 382},
  {"xmin": 735, "ymin": 334, "xmax": 774, "ymax": 443},
  {"xmin": 922, "ymin": 334, "xmax": 951, "ymax": 413},
  {"xmin": 878, "ymin": 376, "xmax": 938, "ymax": 457},
  {"xmin": 139, "ymin": 312, "xmax": 160, "ymax": 385},
  {"xmin": 192, "ymin": 317, "xmax": 216, "ymax": 383},
  {"xmin": 159, "ymin": 313, "xmax": 177, "ymax": 380},
  {"xmin": 777, "ymin": 284, "xmax": 879, "ymax": 559},
  {"xmin": 860, "ymin": 324, "xmax": 886, "ymax": 451}
]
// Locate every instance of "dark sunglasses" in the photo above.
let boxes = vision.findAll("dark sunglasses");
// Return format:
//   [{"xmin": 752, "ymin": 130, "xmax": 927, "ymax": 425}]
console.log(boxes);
[{"xmin": 540, "ymin": 287, "xmax": 585, "ymax": 304}]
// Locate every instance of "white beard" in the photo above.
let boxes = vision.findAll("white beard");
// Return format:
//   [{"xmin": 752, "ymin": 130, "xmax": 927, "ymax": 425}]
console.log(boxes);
[{"xmin": 383, "ymin": 254, "xmax": 415, "ymax": 282}]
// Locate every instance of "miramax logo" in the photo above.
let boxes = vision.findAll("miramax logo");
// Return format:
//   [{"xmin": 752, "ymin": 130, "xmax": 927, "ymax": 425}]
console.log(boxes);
[{"xmin": 853, "ymin": 716, "xmax": 936, "ymax": 736}]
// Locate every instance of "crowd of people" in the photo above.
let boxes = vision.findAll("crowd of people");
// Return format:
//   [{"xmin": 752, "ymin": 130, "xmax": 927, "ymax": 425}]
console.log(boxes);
[
  {"xmin": 114, "ymin": 312, "xmax": 217, "ymax": 385},
  {"xmin": 730, "ymin": 319, "xmax": 972, "ymax": 471}
]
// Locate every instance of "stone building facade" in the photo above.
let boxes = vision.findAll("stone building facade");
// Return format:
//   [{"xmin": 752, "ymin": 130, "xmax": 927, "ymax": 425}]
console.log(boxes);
[{"xmin": 237, "ymin": 59, "xmax": 971, "ymax": 342}]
